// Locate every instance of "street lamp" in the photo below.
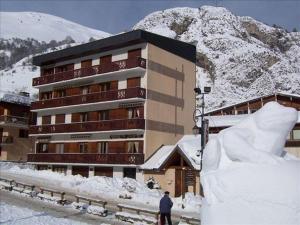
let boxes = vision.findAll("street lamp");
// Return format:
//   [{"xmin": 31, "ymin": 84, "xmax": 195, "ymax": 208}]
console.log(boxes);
[{"xmin": 193, "ymin": 86, "xmax": 211, "ymax": 171}]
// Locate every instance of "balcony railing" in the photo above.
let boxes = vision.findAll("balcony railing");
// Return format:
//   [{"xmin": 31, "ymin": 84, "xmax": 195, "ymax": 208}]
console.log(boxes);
[
  {"xmin": 33, "ymin": 57, "xmax": 146, "ymax": 86},
  {"xmin": 0, "ymin": 115, "xmax": 29, "ymax": 125},
  {"xmin": 31, "ymin": 87, "xmax": 146, "ymax": 110},
  {"xmin": 27, "ymin": 153, "xmax": 144, "ymax": 165},
  {"xmin": 30, "ymin": 118, "xmax": 145, "ymax": 134}
]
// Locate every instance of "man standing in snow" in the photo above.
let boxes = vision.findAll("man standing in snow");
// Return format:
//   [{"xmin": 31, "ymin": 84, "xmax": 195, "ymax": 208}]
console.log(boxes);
[{"xmin": 159, "ymin": 191, "xmax": 173, "ymax": 225}]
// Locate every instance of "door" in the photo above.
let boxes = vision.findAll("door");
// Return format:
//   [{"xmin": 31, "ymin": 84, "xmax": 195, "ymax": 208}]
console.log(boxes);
[
  {"xmin": 123, "ymin": 168, "xmax": 136, "ymax": 179},
  {"xmin": 175, "ymin": 169, "xmax": 182, "ymax": 197},
  {"xmin": 72, "ymin": 166, "xmax": 89, "ymax": 177},
  {"xmin": 95, "ymin": 167, "xmax": 113, "ymax": 177}
]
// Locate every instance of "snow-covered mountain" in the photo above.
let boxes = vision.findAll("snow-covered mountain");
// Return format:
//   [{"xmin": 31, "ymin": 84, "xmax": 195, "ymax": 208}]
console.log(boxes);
[
  {"xmin": 134, "ymin": 6, "xmax": 300, "ymax": 110},
  {"xmin": 1, "ymin": 7, "xmax": 299, "ymax": 110},
  {"xmin": 0, "ymin": 12, "xmax": 110, "ymax": 96},
  {"xmin": 0, "ymin": 12, "xmax": 109, "ymax": 42}
]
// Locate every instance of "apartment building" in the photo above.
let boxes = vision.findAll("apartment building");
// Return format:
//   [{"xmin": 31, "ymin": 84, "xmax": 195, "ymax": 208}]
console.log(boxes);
[
  {"xmin": 0, "ymin": 92, "xmax": 32, "ymax": 161},
  {"xmin": 28, "ymin": 30, "xmax": 196, "ymax": 180},
  {"xmin": 205, "ymin": 93, "xmax": 300, "ymax": 158}
]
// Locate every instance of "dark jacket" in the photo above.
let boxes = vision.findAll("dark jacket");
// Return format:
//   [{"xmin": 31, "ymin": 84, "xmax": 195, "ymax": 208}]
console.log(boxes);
[{"xmin": 159, "ymin": 194, "xmax": 173, "ymax": 213}]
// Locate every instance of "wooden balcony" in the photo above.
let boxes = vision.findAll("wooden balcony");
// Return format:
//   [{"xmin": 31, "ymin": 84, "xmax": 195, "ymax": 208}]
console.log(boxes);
[
  {"xmin": 0, "ymin": 115, "xmax": 29, "ymax": 125},
  {"xmin": 27, "ymin": 153, "xmax": 144, "ymax": 165},
  {"xmin": 31, "ymin": 87, "xmax": 146, "ymax": 110},
  {"xmin": 32, "ymin": 57, "xmax": 146, "ymax": 86},
  {"xmin": 30, "ymin": 118, "xmax": 145, "ymax": 134}
]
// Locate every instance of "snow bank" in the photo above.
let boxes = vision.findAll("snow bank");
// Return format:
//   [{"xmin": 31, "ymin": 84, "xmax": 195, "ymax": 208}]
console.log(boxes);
[
  {"xmin": 0, "ymin": 162, "xmax": 201, "ymax": 213},
  {"xmin": 201, "ymin": 102, "xmax": 300, "ymax": 224}
]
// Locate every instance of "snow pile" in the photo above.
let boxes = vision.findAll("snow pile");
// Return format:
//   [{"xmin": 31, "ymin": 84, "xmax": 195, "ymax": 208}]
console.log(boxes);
[
  {"xmin": 134, "ymin": 6, "xmax": 300, "ymax": 111},
  {"xmin": 1, "ymin": 162, "xmax": 201, "ymax": 214},
  {"xmin": 0, "ymin": 12, "xmax": 110, "ymax": 42},
  {"xmin": 201, "ymin": 102, "xmax": 300, "ymax": 224}
]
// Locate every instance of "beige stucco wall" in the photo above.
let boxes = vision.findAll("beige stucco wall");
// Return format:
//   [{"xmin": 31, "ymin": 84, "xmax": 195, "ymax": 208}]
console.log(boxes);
[
  {"xmin": 285, "ymin": 147, "xmax": 300, "ymax": 158},
  {"xmin": 144, "ymin": 43, "xmax": 196, "ymax": 158},
  {"xmin": 144, "ymin": 169, "xmax": 200, "ymax": 197},
  {"xmin": 0, "ymin": 126, "xmax": 32, "ymax": 161},
  {"xmin": 144, "ymin": 169, "xmax": 176, "ymax": 197}
]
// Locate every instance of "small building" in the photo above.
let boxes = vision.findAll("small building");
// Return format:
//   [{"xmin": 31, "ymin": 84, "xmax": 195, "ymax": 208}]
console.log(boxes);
[
  {"xmin": 0, "ymin": 92, "xmax": 32, "ymax": 161},
  {"xmin": 141, "ymin": 135, "xmax": 201, "ymax": 197},
  {"xmin": 205, "ymin": 92, "xmax": 300, "ymax": 158},
  {"xmin": 28, "ymin": 30, "xmax": 196, "ymax": 179}
]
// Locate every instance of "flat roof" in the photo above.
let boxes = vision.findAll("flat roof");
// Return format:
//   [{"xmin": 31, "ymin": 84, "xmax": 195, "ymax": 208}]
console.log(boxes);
[
  {"xmin": 206, "ymin": 92, "xmax": 300, "ymax": 114},
  {"xmin": 32, "ymin": 29, "xmax": 196, "ymax": 66}
]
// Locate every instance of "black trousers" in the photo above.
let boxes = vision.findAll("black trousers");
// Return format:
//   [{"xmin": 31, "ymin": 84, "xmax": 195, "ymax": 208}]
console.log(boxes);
[{"xmin": 160, "ymin": 213, "xmax": 172, "ymax": 225}]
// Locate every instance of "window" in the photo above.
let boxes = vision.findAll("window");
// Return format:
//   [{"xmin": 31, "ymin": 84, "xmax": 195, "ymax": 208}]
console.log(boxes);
[
  {"xmin": 42, "ymin": 115, "xmax": 51, "ymax": 125},
  {"xmin": 41, "ymin": 92, "xmax": 52, "ymax": 100},
  {"xmin": 52, "ymin": 166, "xmax": 67, "ymax": 175},
  {"xmin": 250, "ymin": 109, "xmax": 257, "ymax": 113},
  {"xmin": 128, "ymin": 108, "xmax": 140, "ymax": 119},
  {"xmin": 81, "ymin": 86, "xmax": 90, "ymax": 95},
  {"xmin": 237, "ymin": 110, "xmax": 248, "ymax": 115},
  {"xmin": 80, "ymin": 113, "xmax": 88, "ymax": 122},
  {"xmin": 19, "ymin": 129, "xmax": 29, "ymax": 138},
  {"xmin": 55, "ymin": 89, "xmax": 66, "ymax": 98},
  {"xmin": 293, "ymin": 130, "xmax": 300, "ymax": 140},
  {"xmin": 38, "ymin": 143, "xmax": 49, "ymax": 153},
  {"xmin": 127, "ymin": 142, "xmax": 139, "ymax": 153},
  {"xmin": 98, "ymin": 110, "xmax": 109, "ymax": 121},
  {"xmin": 99, "ymin": 82, "xmax": 110, "ymax": 92},
  {"xmin": 55, "ymin": 143, "xmax": 64, "ymax": 154},
  {"xmin": 98, "ymin": 142, "xmax": 108, "ymax": 154},
  {"xmin": 79, "ymin": 143, "xmax": 88, "ymax": 153}
]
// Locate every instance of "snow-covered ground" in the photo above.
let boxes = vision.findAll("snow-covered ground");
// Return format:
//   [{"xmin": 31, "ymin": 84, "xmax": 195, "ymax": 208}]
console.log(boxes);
[
  {"xmin": 0, "ymin": 201, "xmax": 89, "ymax": 225},
  {"xmin": 0, "ymin": 162, "xmax": 201, "ymax": 215}
]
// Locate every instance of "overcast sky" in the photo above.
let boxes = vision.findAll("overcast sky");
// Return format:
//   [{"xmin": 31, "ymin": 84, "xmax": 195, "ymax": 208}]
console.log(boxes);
[{"xmin": 1, "ymin": 0, "xmax": 299, "ymax": 34}]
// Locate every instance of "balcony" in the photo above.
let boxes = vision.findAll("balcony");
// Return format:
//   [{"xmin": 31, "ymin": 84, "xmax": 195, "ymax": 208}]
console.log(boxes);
[
  {"xmin": 0, "ymin": 115, "xmax": 29, "ymax": 126},
  {"xmin": 27, "ymin": 153, "xmax": 144, "ymax": 165},
  {"xmin": 31, "ymin": 87, "xmax": 146, "ymax": 110},
  {"xmin": 30, "ymin": 118, "xmax": 145, "ymax": 134},
  {"xmin": 33, "ymin": 57, "xmax": 146, "ymax": 86}
]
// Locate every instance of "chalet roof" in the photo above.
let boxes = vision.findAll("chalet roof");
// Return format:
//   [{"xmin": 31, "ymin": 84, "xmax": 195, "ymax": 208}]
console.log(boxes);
[
  {"xmin": 205, "ymin": 92, "xmax": 300, "ymax": 115},
  {"xmin": 141, "ymin": 135, "xmax": 201, "ymax": 171},
  {"xmin": 0, "ymin": 91, "xmax": 31, "ymax": 106},
  {"xmin": 32, "ymin": 29, "xmax": 196, "ymax": 66}
]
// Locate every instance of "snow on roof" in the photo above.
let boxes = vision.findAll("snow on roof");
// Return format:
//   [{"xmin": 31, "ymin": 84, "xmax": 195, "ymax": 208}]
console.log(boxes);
[
  {"xmin": 207, "ymin": 111, "xmax": 300, "ymax": 127},
  {"xmin": 0, "ymin": 91, "xmax": 31, "ymax": 106},
  {"xmin": 206, "ymin": 114, "xmax": 248, "ymax": 127},
  {"xmin": 205, "ymin": 92, "xmax": 300, "ymax": 115},
  {"xmin": 141, "ymin": 145, "xmax": 174, "ymax": 170},
  {"xmin": 141, "ymin": 135, "xmax": 202, "ymax": 171}
]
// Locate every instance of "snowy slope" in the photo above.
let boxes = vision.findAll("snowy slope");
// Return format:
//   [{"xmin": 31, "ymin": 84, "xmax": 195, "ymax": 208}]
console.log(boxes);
[
  {"xmin": 0, "ymin": 12, "xmax": 110, "ymax": 42},
  {"xmin": 134, "ymin": 6, "xmax": 300, "ymax": 110}
]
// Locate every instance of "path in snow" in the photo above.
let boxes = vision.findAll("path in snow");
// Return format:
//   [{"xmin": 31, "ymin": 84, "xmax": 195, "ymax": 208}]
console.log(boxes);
[{"xmin": 0, "ymin": 189, "xmax": 124, "ymax": 225}]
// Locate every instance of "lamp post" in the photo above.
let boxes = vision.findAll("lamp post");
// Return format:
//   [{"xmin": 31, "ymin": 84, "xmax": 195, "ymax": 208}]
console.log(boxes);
[{"xmin": 193, "ymin": 87, "xmax": 211, "ymax": 172}]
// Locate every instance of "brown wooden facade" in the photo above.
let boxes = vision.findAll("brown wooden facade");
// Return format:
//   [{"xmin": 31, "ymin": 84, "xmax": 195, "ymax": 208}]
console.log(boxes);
[
  {"xmin": 206, "ymin": 93, "xmax": 300, "ymax": 156},
  {"xmin": 33, "ymin": 57, "xmax": 146, "ymax": 86},
  {"xmin": 29, "ymin": 30, "xmax": 197, "ymax": 181},
  {"xmin": 0, "ymin": 97, "xmax": 32, "ymax": 161}
]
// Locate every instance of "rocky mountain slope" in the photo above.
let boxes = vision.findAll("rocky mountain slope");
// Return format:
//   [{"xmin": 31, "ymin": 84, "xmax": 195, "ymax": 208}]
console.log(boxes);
[
  {"xmin": 1, "ymin": 7, "xmax": 299, "ymax": 110},
  {"xmin": 134, "ymin": 6, "xmax": 300, "ymax": 110}
]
